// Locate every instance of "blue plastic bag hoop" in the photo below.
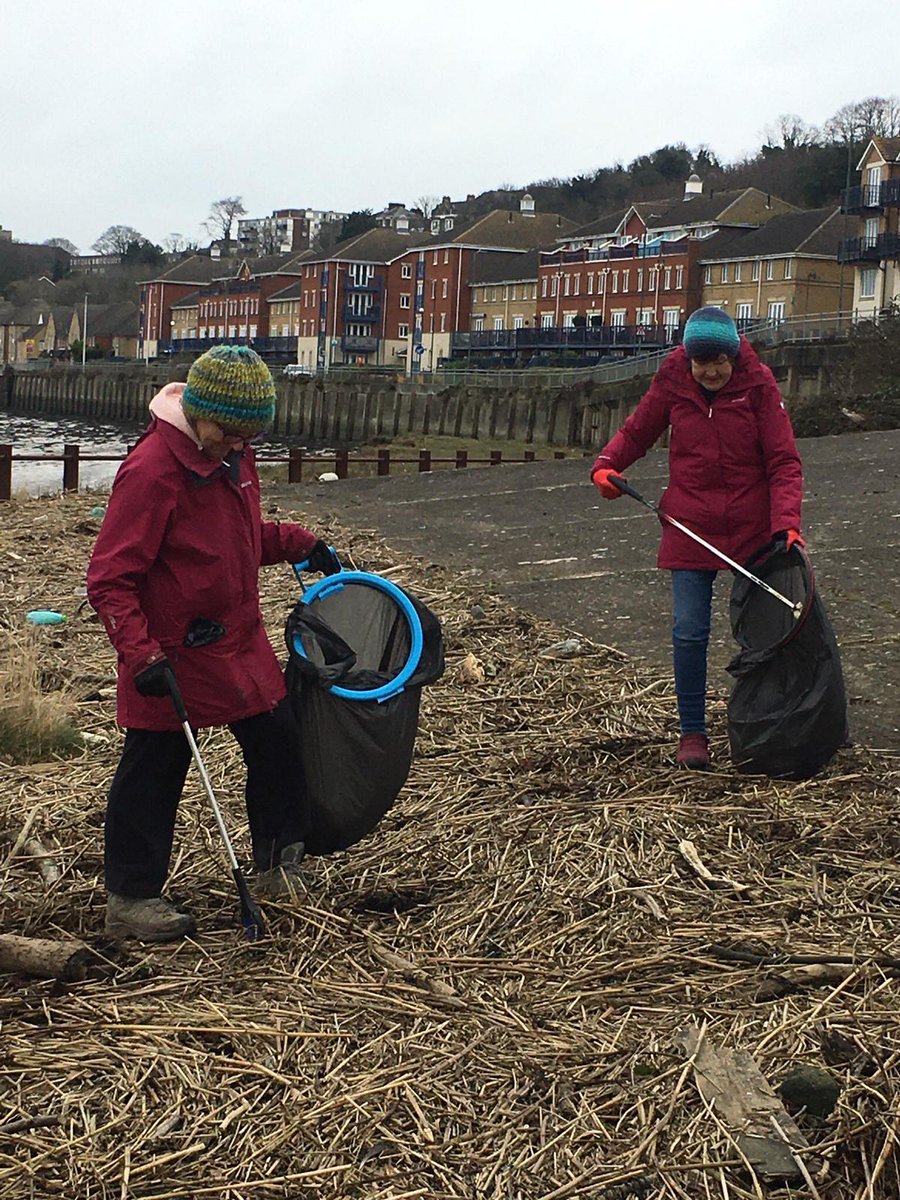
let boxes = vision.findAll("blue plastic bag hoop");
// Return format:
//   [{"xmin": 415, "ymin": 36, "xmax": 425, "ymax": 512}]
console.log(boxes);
[{"xmin": 292, "ymin": 570, "xmax": 424, "ymax": 703}]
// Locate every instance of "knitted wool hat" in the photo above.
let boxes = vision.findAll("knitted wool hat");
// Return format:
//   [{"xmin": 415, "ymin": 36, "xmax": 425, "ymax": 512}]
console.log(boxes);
[
  {"xmin": 682, "ymin": 307, "xmax": 740, "ymax": 360},
  {"xmin": 181, "ymin": 345, "xmax": 276, "ymax": 436}
]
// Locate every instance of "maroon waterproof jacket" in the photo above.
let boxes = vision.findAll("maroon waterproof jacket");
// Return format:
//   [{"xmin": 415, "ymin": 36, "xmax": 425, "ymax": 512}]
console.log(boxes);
[
  {"xmin": 591, "ymin": 338, "xmax": 803, "ymax": 570},
  {"xmin": 87, "ymin": 392, "xmax": 317, "ymax": 730}
]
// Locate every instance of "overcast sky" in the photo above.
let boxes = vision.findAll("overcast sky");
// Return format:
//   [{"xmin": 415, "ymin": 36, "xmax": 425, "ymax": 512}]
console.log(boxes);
[{"xmin": 3, "ymin": 0, "xmax": 897, "ymax": 253}]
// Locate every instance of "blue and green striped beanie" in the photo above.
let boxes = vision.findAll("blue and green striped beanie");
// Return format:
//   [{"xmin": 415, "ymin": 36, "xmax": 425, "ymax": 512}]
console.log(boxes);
[
  {"xmin": 182, "ymin": 345, "xmax": 276, "ymax": 435},
  {"xmin": 682, "ymin": 307, "xmax": 740, "ymax": 360}
]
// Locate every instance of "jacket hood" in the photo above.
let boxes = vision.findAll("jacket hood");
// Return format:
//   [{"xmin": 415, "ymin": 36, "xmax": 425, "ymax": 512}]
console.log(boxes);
[
  {"xmin": 657, "ymin": 336, "xmax": 771, "ymax": 398},
  {"xmin": 149, "ymin": 382, "xmax": 202, "ymax": 448}
]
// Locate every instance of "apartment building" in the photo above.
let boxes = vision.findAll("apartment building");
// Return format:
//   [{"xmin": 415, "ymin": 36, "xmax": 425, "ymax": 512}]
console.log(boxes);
[
  {"xmin": 698, "ymin": 207, "xmax": 853, "ymax": 323},
  {"xmin": 237, "ymin": 208, "xmax": 348, "ymax": 255},
  {"xmin": 839, "ymin": 137, "xmax": 900, "ymax": 318}
]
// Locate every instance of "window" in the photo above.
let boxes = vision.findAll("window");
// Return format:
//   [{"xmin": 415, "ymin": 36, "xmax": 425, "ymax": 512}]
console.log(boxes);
[
  {"xmin": 400, "ymin": 294, "xmax": 410, "ymax": 309},
  {"xmin": 783, "ymin": 260, "xmax": 792, "ymax": 280},
  {"xmin": 751, "ymin": 260, "xmax": 761, "ymax": 281},
  {"xmin": 587, "ymin": 274, "xmax": 594, "ymax": 295},
  {"xmin": 734, "ymin": 263, "xmax": 742, "ymax": 283},
  {"xmin": 721, "ymin": 265, "xmax": 729, "ymax": 284},
  {"xmin": 675, "ymin": 266, "xmax": 683, "ymax": 289},
  {"xmin": 541, "ymin": 276, "xmax": 548, "ymax": 297},
  {"xmin": 865, "ymin": 216, "xmax": 880, "ymax": 244},
  {"xmin": 860, "ymin": 268, "xmax": 877, "ymax": 298},
  {"xmin": 442, "ymin": 279, "xmax": 448, "ymax": 299},
  {"xmin": 510, "ymin": 285, "xmax": 517, "ymax": 300},
  {"xmin": 433, "ymin": 251, "xmax": 438, "ymax": 264},
  {"xmin": 551, "ymin": 276, "xmax": 558, "ymax": 297},
  {"xmin": 541, "ymin": 312, "xmax": 553, "ymax": 328},
  {"xmin": 663, "ymin": 267, "xmax": 671, "ymax": 290},
  {"xmin": 229, "ymin": 325, "xmax": 237, "ymax": 338},
  {"xmin": 609, "ymin": 310, "xmax": 626, "ymax": 327},
  {"xmin": 636, "ymin": 269, "xmax": 644, "ymax": 292},
  {"xmin": 472, "ymin": 318, "xmax": 483, "ymax": 332},
  {"xmin": 648, "ymin": 268, "xmax": 657, "ymax": 291},
  {"xmin": 704, "ymin": 266, "xmax": 712, "ymax": 284},
  {"xmin": 440, "ymin": 313, "xmax": 446, "ymax": 332},
  {"xmin": 401, "ymin": 263, "xmax": 412, "ymax": 278},
  {"xmin": 767, "ymin": 301, "xmax": 785, "ymax": 324},
  {"xmin": 765, "ymin": 260, "xmax": 774, "ymax": 280},
  {"xmin": 735, "ymin": 302, "xmax": 753, "ymax": 322},
  {"xmin": 612, "ymin": 271, "xmax": 619, "ymax": 293},
  {"xmin": 622, "ymin": 270, "xmax": 630, "ymax": 291},
  {"xmin": 573, "ymin": 275, "xmax": 580, "ymax": 296},
  {"xmin": 562, "ymin": 312, "xmax": 575, "ymax": 329},
  {"xmin": 513, "ymin": 315, "xmax": 524, "ymax": 329},
  {"xmin": 443, "ymin": 250, "xmax": 449, "ymax": 264},
  {"xmin": 494, "ymin": 317, "xmax": 503, "ymax": 331}
]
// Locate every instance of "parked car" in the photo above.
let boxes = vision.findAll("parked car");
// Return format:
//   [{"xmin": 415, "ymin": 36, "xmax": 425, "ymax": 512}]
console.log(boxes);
[{"xmin": 283, "ymin": 363, "xmax": 315, "ymax": 377}]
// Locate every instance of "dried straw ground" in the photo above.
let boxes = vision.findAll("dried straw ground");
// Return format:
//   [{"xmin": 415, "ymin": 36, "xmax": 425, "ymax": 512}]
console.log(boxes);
[{"xmin": 1, "ymin": 492, "xmax": 899, "ymax": 1200}]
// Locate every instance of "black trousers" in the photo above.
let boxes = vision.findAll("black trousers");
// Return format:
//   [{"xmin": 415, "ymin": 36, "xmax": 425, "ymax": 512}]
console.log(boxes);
[{"xmin": 105, "ymin": 699, "xmax": 309, "ymax": 898}]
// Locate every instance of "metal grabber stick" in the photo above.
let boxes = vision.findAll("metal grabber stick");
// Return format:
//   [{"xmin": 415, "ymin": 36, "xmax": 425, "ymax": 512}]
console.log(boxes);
[
  {"xmin": 165, "ymin": 668, "xmax": 266, "ymax": 941},
  {"xmin": 608, "ymin": 474, "xmax": 804, "ymax": 621}
]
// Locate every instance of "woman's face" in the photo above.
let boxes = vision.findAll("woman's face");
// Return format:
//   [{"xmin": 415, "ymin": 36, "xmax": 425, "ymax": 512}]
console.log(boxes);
[
  {"xmin": 193, "ymin": 418, "xmax": 254, "ymax": 461},
  {"xmin": 690, "ymin": 354, "xmax": 734, "ymax": 392}
]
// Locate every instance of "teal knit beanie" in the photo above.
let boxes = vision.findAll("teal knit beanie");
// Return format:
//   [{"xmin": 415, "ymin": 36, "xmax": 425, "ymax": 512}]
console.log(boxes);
[
  {"xmin": 682, "ymin": 307, "xmax": 740, "ymax": 360},
  {"xmin": 182, "ymin": 345, "xmax": 276, "ymax": 435}
]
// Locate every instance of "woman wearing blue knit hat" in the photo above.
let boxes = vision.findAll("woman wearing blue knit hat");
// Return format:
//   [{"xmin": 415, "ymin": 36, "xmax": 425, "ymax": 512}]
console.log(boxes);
[
  {"xmin": 590, "ymin": 308, "xmax": 804, "ymax": 770},
  {"xmin": 88, "ymin": 345, "xmax": 344, "ymax": 941}
]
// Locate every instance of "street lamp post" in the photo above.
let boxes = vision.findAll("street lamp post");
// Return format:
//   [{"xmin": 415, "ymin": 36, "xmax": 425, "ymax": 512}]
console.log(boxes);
[{"xmin": 82, "ymin": 294, "xmax": 89, "ymax": 369}]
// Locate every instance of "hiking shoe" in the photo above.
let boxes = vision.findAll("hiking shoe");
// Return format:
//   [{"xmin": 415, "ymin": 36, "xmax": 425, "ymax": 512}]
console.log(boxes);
[
  {"xmin": 256, "ymin": 842, "xmax": 306, "ymax": 900},
  {"xmin": 105, "ymin": 894, "xmax": 197, "ymax": 942},
  {"xmin": 677, "ymin": 733, "xmax": 710, "ymax": 770}
]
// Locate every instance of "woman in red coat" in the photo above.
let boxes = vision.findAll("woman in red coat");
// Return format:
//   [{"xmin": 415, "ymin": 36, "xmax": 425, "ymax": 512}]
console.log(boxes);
[
  {"xmin": 87, "ymin": 345, "xmax": 341, "ymax": 941},
  {"xmin": 591, "ymin": 308, "xmax": 803, "ymax": 770}
]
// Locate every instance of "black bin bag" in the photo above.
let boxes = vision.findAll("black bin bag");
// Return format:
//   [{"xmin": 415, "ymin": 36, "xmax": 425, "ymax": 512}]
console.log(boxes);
[
  {"xmin": 284, "ymin": 572, "xmax": 444, "ymax": 855},
  {"xmin": 727, "ymin": 542, "xmax": 848, "ymax": 779}
]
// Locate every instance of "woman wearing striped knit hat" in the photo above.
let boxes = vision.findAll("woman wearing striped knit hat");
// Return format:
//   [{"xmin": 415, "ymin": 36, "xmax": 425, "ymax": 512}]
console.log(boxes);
[
  {"xmin": 88, "ymin": 345, "xmax": 343, "ymax": 941},
  {"xmin": 590, "ymin": 307, "xmax": 804, "ymax": 770}
]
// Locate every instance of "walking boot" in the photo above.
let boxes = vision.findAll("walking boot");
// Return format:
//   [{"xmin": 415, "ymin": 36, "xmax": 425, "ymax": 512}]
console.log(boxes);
[
  {"xmin": 256, "ymin": 842, "xmax": 306, "ymax": 900},
  {"xmin": 677, "ymin": 733, "xmax": 710, "ymax": 770},
  {"xmin": 105, "ymin": 894, "xmax": 197, "ymax": 942}
]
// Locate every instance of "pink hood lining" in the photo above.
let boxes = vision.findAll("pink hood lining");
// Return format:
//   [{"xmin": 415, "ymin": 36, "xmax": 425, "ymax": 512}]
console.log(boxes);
[{"xmin": 148, "ymin": 383, "xmax": 202, "ymax": 448}]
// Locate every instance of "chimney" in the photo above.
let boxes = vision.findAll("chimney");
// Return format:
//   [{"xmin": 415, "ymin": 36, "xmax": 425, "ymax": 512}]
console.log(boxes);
[
  {"xmin": 684, "ymin": 173, "xmax": 703, "ymax": 200},
  {"xmin": 520, "ymin": 192, "xmax": 536, "ymax": 217}
]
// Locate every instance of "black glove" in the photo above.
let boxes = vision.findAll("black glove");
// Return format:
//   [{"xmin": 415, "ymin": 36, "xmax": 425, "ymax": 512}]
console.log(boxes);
[
  {"xmin": 134, "ymin": 659, "xmax": 175, "ymax": 698},
  {"xmin": 306, "ymin": 539, "xmax": 341, "ymax": 576}
]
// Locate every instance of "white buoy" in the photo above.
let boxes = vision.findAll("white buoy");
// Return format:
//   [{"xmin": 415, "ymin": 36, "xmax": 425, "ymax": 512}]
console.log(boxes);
[{"xmin": 317, "ymin": 472, "xmax": 340, "ymax": 483}]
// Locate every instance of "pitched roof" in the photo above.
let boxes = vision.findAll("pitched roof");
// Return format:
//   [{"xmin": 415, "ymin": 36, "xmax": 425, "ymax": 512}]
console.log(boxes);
[
  {"xmin": 448, "ymin": 209, "xmax": 576, "ymax": 250},
  {"xmin": 860, "ymin": 136, "xmax": 900, "ymax": 167},
  {"xmin": 142, "ymin": 255, "xmax": 238, "ymax": 285},
  {"xmin": 317, "ymin": 227, "xmax": 414, "ymax": 264},
  {"xmin": 88, "ymin": 301, "xmax": 139, "ymax": 337},
  {"xmin": 170, "ymin": 290, "xmax": 202, "ymax": 310},
  {"xmin": 568, "ymin": 201, "xmax": 675, "ymax": 239},
  {"xmin": 469, "ymin": 249, "xmax": 538, "ymax": 284},
  {"xmin": 697, "ymin": 207, "xmax": 851, "ymax": 261},
  {"xmin": 268, "ymin": 281, "xmax": 303, "ymax": 301}
]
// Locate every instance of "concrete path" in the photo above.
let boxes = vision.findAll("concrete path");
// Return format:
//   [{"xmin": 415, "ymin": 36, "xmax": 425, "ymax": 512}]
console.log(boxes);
[{"xmin": 276, "ymin": 429, "xmax": 900, "ymax": 752}]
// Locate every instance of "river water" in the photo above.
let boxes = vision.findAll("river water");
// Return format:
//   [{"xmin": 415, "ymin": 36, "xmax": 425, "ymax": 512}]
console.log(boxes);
[{"xmin": 1, "ymin": 412, "xmax": 314, "ymax": 496}]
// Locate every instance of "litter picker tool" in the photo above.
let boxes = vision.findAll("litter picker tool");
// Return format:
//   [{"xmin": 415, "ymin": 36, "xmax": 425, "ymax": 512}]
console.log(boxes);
[
  {"xmin": 165, "ymin": 668, "xmax": 265, "ymax": 942},
  {"xmin": 608, "ymin": 474, "xmax": 803, "ymax": 620}
]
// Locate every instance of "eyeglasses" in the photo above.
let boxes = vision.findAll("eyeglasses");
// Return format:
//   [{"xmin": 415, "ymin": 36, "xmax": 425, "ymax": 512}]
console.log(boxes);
[{"xmin": 214, "ymin": 424, "xmax": 266, "ymax": 445}]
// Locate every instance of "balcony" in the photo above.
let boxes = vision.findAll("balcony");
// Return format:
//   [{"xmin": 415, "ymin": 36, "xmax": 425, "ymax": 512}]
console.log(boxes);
[
  {"xmin": 881, "ymin": 177, "xmax": 900, "ymax": 208},
  {"xmin": 341, "ymin": 335, "xmax": 379, "ymax": 353},
  {"xmin": 841, "ymin": 183, "xmax": 884, "ymax": 213},
  {"xmin": 344, "ymin": 273, "xmax": 383, "ymax": 292},
  {"xmin": 451, "ymin": 323, "xmax": 680, "ymax": 354},
  {"xmin": 343, "ymin": 304, "xmax": 380, "ymax": 323},
  {"xmin": 838, "ymin": 232, "xmax": 900, "ymax": 263}
]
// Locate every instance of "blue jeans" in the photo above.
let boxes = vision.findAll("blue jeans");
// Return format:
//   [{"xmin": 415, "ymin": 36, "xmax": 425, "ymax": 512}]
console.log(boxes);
[{"xmin": 671, "ymin": 570, "xmax": 717, "ymax": 734}]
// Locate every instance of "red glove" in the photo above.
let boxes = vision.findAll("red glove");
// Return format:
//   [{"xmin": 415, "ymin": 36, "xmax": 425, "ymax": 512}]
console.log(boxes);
[
  {"xmin": 782, "ymin": 529, "xmax": 806, "ymax": 550},
  {"xmin": 592, "ymin": 468, "xmax": 625, "ymax": 500}
]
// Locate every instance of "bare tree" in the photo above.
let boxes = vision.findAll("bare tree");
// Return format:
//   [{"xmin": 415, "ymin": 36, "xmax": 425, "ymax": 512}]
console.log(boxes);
[
  {"xmin": 415, "ymin": 194, "xmax": 441, "ymax": 219},
  {"xmin": 162, "ymin": 233, "xmax": 189, "ymax": 254},
  {"xmin": 205, "ymin": 197, "xmax": 247, "ymax": 245},
  {"xmin": 824, "ymin": 96, "xmax": 900, "ymax": 146},
  {"xmin": 92, "ymin": 225, "xmax": 144, "ymax": 254},
  {"xmin": 763, "ymin": 114, "xmax": 820, "ymax": 149},
  {"xmin": 43, "ymin": 237, "xmax": 79, "ymax": 255}
]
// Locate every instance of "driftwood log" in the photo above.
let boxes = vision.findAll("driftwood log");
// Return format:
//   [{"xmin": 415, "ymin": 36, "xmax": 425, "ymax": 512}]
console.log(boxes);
[{"xmin": 0, "ymin": 934, "xmax": 94, "ymax": 981}]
